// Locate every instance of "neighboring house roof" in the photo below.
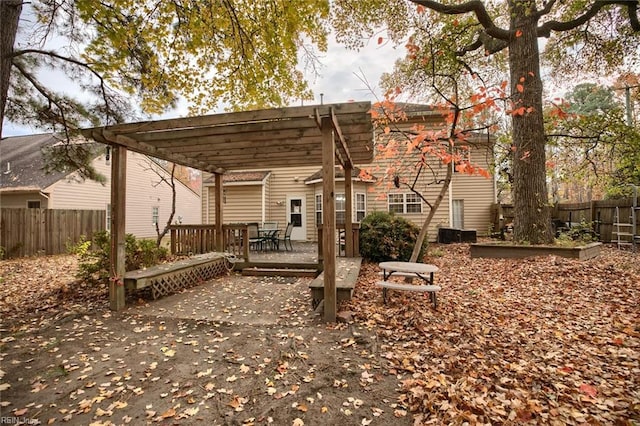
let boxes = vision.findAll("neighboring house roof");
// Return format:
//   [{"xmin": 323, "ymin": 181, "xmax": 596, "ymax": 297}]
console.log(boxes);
[
  {"xmin": 203, "ymin": 171, "xmax": 271, "ymax": 185},
  {"xmin": 1, "ymin": 133, "xmax": 200, "ymax": 197},
  {"xmin": 0, "ymin": 134, "xmax": 69, "ymax": 191},
  {"xmin": 304, "ymin": 166, "xmax": 376, "ymax": 185}
]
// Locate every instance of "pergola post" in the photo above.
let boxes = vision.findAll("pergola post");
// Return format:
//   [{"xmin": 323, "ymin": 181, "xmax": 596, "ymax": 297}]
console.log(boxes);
[
  {"xmin": 344, "ymin": 164, "xmax": 354, "ymax": 257},
  {"xmin": 321, "ymin": 116, "xmax": 336, "ymax": 322},
  {"xmin": 110, "ymin": 145, "xmax": 127, "ymax": 311},
  {"xmin": 214, "ymin": 173, "xmax": 224, "ymax": 251}
]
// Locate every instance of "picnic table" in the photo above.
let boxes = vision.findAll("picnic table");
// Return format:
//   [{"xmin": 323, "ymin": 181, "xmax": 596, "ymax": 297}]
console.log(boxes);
[{"xmin": 377, "ymin": 261, "xmax": 441, "ymax": 308}]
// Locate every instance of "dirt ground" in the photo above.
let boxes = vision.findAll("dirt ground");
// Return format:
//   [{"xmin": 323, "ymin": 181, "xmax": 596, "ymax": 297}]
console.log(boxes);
[
  {"xmin": 0, "ymin": 256, "xmax": 408, "ymax": 426},
  {"xmin": 1, "ymin": 243, "xmax": 639, "ymax": 425}
]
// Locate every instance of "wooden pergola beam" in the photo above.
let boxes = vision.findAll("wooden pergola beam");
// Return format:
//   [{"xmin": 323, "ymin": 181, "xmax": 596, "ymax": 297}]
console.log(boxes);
[{"xmin": 331, "ymin": 108, "xmax": 353, "ymax": 168}]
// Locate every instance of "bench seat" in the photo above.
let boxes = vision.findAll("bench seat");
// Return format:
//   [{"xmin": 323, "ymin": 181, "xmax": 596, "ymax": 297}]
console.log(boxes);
[
  {"xmin": 124, "ymin": 252, "xmax": 230, "ymax": 299},
  {"xmin": 375, "ymin": 281, "xmax": 441, "ymax": 309},
  {"xmin": 309, "ymin": 258, "xmax": 362, "ymax": 309}
]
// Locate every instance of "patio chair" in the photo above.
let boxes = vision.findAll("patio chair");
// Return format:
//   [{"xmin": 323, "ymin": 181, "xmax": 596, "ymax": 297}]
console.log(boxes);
[
  {"xmin": 247, "ymin": 222, "xmax": 265, "ymax": 251},
  {"xmin": 279, "ymin": 222, "xmax": 294, "ymax": 251}
]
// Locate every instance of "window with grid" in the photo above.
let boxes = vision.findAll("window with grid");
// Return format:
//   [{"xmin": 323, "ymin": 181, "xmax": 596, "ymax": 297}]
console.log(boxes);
[
  {"xmin": 405, "ymin": 193, "xmax": 422, "ymax": 213},
  {"xmin": 356, "ymin": 193, "xmax": 366, "ymax": 222},
  {"xmin": 388, "ymin": 193, "xmax": 404, "ymax": 213},
  {"xmin": 152, "ymin": 206, "xmax": 159, "ymax": 225},
  {"xmin": 388, "ymin": 193, "xmax": 422, "ymax": 214},
  {"xmin": 336, "ymin": 193, "xmax": 346, "ymax": 224},
  {"xmin": 315, "ymin": 194, "xmax": 322, "ymax": 225}
]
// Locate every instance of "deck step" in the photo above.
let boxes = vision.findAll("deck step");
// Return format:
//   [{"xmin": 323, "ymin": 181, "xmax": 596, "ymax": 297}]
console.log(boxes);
[{"xmin": 241, "ymin": 267, "xmax": 319, "ymax": 277}]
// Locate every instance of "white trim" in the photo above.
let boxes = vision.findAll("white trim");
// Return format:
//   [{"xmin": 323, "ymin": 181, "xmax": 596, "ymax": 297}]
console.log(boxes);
[
  {"xmin": 305, "ymin": 177, "xmax": 374, "ymax": 185},
  {"xmin": 449, "ymin": 174, "xmax": 454, "ymax": 227},
  {"xmin": 261, "ymin": 182, "xmax": 266, "ymax": 224}
]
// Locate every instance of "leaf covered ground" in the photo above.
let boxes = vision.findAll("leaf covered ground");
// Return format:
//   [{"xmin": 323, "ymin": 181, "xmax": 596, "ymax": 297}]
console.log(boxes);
[{"xmin": 0, "ymin": 243, "xmax": 638, "ymax": 425}]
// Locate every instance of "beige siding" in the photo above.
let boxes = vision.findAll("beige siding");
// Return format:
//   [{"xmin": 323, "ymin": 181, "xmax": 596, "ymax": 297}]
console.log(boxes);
[
  {"xmin": 48, "ymin": 155, "xmax": 111, "ymax": 210},
  {"xmin": 0, "ymin": 193, "xmax": 50, "ymax": 208},
  {"xmin": 267, "ymin": 166, "xmax": 317, "ymax": 240},
  {"xmin": 202, "ymin": 166, "xmax": 320, "ymax": 240},
  {"xmin": 124, "ymin": 152, "xmax": 201, "ymax": 238},
  {"xmin": 45, "ymin": 151, "xmax": 200, "ymax": 239},
  {"xmin": 450, "ymin": 145, "xmax": 496, "ymax": 235}
]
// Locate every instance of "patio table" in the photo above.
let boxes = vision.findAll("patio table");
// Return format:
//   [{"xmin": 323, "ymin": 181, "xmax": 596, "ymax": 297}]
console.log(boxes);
[{"xmin": 377, "ymin": 261, "xmax": 440, "ymax": 308}]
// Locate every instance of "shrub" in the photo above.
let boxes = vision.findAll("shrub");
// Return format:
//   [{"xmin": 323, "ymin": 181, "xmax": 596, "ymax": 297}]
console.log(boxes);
[
  {"xmin": 359, "ymin": 211, "xmax": 426, "ymax": 262},
  {"xmin": 77, "ymin": 231, "xmax": 168, "ymax": 282}
]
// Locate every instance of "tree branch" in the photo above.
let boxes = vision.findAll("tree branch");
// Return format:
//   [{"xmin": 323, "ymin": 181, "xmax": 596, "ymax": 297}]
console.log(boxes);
[
  {"xmin": 538, "ymin": 1, "xmax": 640, "ymax": 37},
  {"xmin": 11, "ymin": 48, "xmax": 117, "ymax": 121},
  {"xmin": 411, "ymin": 0, "xmax": 510, "ymax": 40}
]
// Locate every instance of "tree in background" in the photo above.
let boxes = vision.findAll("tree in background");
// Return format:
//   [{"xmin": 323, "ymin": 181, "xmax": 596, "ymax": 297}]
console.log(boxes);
[
  {"xmin": 546, "ymin": 83, "xmax": 634, "ymax": 202},
  {"xmin": 334, "ymin": 0, "xmax": 640, "ymax": 244},
  {"xmin": 1, "ymin": 0, "xmax": 329, "ymax": 176}
]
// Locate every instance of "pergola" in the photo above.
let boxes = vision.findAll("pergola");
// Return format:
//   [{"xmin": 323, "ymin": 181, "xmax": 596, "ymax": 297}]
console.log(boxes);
[{"xmin": 81, "ymin": 102, "xmax": 374, "ymax": 322}]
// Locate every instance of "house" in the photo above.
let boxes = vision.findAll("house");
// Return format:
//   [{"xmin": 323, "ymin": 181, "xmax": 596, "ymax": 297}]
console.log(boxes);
[
  {"xmin": 0, "ymin": 134, "xmax": 201, "ymax": 239},
  {"xmin": 200, "ymin": 103, "xmax": 497, "ymax": 241}
]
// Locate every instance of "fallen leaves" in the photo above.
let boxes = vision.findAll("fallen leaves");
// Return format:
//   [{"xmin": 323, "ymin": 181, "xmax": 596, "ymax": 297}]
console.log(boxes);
[
  {"xmin": 1, "ymin": 243, "xmax": 637, "ymax": 425},
  {"xmin": 345, "ymin": 244, "xmax": 640, "ymax": 424}
]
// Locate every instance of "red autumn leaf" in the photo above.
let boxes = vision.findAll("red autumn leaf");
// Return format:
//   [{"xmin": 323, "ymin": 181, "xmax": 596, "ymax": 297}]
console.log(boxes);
[
  {"xmin": 416, "ymin": 4, "xmax": 425, "ymax": 13},
  {"xmin": 377, "ymin": 37, "xmax": 383, "ymax": 45},
  {"xmin": 579, "ymin": 383, "xmax": 597, "ymax": 398},
  {"xmin": 516, "ymin": 84, "xmax": 524, "ymax": 93},
  {"xmin": 515, "ymin": 29, "xmax": 523, "ymax": 37}
]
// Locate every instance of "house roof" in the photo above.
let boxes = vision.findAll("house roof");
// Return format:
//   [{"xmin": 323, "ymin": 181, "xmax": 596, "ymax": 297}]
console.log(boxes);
[
  {"xmin": 304, "ymin": 166, "xmax": 376, "ymax": 184},
  {"xmin": 203, "ymin": 170, "xmax": 271, "ymax": 185},
  {"xmin": 0, "ymin": 134, "xmax": 69, "ymax": 190},
  {"xmin": 81, "ymin": 102, "xmax": 375, "ymax": 174}
]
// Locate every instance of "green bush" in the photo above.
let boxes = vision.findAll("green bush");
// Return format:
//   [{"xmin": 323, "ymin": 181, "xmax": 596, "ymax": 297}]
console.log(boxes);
[
  {"xmin": 359, "ymin": 211, "xmax": 426, "ymax": 262},
  {"xmin": 77, "ymin": 231, "xmax": 168, "ymax": 282}
]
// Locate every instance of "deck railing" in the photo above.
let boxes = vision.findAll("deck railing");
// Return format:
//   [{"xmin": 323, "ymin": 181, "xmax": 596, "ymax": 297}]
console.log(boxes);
[
  {"xmin": 317, "ymin": 223, "xmax": 360, "ymax": 258},
  {"xmin": 169, "ymin": 224, "xmax": 249, "ymax": 259}
]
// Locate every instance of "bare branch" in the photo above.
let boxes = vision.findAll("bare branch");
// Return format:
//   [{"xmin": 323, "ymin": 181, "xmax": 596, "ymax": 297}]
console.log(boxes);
[
  {"xmin": 411, "ymin": 0, "xmax": 510, "ymax": 40},
  {"xmin": 538, "ymin": 1, "xmax": 640, "ymax": 37}
]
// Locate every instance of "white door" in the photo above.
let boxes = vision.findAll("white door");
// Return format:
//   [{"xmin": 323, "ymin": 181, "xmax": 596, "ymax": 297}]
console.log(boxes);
[{"xmin": 287, "ymin": 196, "xmax": 306, "ymax": 240}]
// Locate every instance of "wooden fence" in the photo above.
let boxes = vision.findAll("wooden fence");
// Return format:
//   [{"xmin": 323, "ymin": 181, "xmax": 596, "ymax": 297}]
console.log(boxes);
[
  {"xmin": 0, "ymin": 208, "xmax": 106, "ymax": 258},
  {"xmin": 491, "ymin": 197, "xmax": 639, "ymax": 242}
]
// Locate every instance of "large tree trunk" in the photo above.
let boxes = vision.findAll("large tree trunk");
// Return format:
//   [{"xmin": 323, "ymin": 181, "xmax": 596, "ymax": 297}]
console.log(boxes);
[
  {"xmin": 508, "ymin": 1, "xmax": 553, "ymax": 244},
  {"xmin": 0, "ymin": 0, "xmax": 22, "ymax": 138}
]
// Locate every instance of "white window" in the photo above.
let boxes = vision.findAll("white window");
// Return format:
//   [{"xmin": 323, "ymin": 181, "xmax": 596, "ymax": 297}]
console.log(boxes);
[
  {"xmin": 336, "ymin": 193, "xmax": 346, "ymax": 224},
  {"xmin": 316, "ymin": 193, "xmax": 366, "ymax": 223},
  {"xmin": 388, "ymin": 193, "xmax": 404, "ymax": 214},
  {"xmin": 152, "ymin": 206, "xmax": 159, "ymax": 225},
  {"xmin": 452, "ymin": 199, "xmax": 464, "ymax": 228},
  {"xmin": 388, "ymin": 193, "xmax": 422, "ymax": 214},
  {"xmin": 406, "ymin": 193, "xmax": 422, "ymax": 213},
  {"xmin": 315, "ymin": 194, "xmax": 322, "ymax": 225},
  {"xmin": 106, "ymin": 204, "xmax": 111, "ymax": 232},
  {"xmin": 356, "ymin": 193, "xmax": 366, "ymax": 222}
]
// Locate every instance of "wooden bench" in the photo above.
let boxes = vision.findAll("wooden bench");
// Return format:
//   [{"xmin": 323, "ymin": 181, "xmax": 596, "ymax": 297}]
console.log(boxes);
[
  {"xmin": 375, "ymin": 281, "xmax": 441, "ymax": 308},
  {"xmin": 309, "ymin": 258, "xmax": 362, "ymax": 309},
  {"xmin": 124, "ymin": 252, "xmax": 232, "ymax": 299}
]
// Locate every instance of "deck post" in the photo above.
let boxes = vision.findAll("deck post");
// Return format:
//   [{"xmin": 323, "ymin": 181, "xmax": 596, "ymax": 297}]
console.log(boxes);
[
  {"xmin": 214, "ymin": 173, "xmax": 224, "ymax": 251},
  {"xmin": 110, "ymin": 145, "xmax": 127, "ymax": 311},
  {"xmin": 344, "ymin": 163, "xmax": 354, "ymax": 257},
  {"xmin": 321, "ymin": 116, "xmax": 336, "ymax": 322}
]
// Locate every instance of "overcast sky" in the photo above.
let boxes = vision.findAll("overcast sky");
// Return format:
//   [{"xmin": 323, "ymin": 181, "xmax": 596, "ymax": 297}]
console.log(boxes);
[{"xmin": 2, "ymin": 32, "xmax": 405, "ymax": 137}]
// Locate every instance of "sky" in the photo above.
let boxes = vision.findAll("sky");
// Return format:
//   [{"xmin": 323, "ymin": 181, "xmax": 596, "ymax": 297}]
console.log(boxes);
[{"xmin": 2, "ymin": 30, "xmax": 406, "ymax": 137}]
